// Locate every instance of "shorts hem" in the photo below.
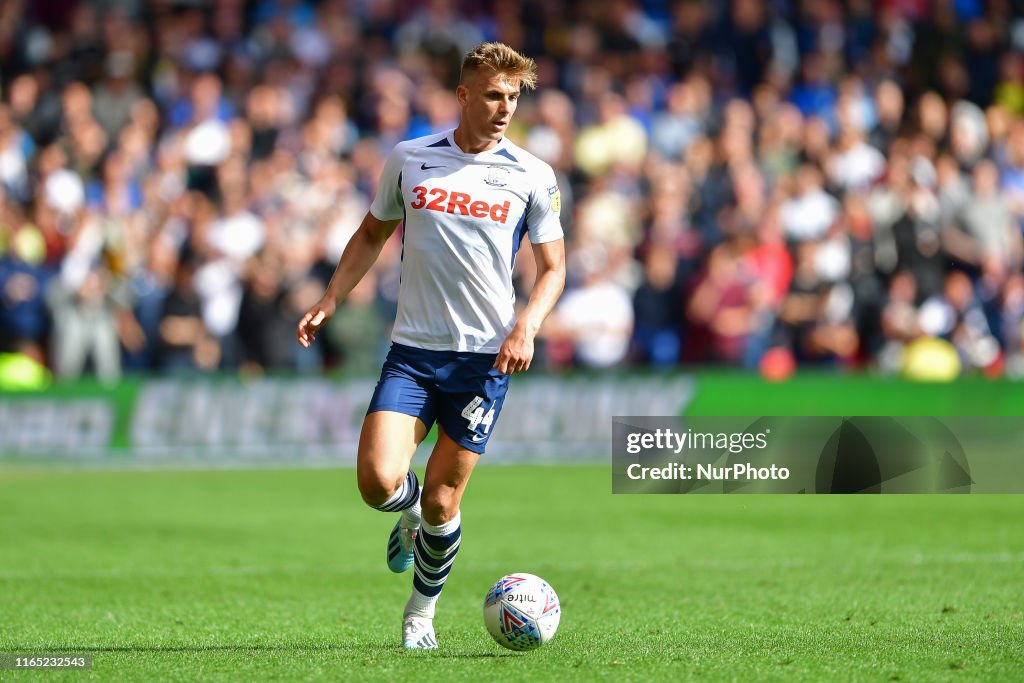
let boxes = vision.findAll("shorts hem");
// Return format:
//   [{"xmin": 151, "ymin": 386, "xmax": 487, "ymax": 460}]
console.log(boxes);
[
  {"xmin": 437, "ymin": 420, "xmax": 489, "ymax": 455},
  {"xmin": 366, "ymin": 404, "xmax": 435, "ymax": 430}
]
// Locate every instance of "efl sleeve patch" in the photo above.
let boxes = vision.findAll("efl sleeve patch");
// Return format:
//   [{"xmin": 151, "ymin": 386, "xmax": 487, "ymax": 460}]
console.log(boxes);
[
  {"xmin": 547, "ymin": 185, "xmax": 561, "ymax": 214},
  {"xmin": 526, "ymin": 170, "xmax": 565, "ymax": 243}
]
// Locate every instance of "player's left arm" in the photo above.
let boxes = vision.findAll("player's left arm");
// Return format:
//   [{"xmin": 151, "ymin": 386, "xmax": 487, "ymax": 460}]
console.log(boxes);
[{"xmin": 494, "ymin": 238, "xmax": 566, "ymax": 375}]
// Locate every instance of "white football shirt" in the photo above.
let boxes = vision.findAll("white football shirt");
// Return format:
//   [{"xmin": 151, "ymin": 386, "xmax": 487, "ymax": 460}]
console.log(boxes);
[{"xmin": 369, "ymin": 129, "xmax": 564, "ymax": 353}]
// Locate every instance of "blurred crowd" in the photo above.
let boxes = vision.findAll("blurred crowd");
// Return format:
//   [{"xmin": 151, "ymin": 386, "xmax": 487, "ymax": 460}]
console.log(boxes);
[{"xmin": 2, "ymin": 0, "xmax": 1024, "ymax": 386}]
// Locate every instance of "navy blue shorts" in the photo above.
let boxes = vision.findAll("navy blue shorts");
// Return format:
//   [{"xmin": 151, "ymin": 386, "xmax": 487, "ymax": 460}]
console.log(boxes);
[{"xmin": 367, "ymin": 343, "xmax": 511, "ymax": 454}]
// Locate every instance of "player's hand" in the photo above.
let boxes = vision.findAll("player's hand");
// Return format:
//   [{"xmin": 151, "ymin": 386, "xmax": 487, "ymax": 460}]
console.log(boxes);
[
  {"xmin": 297, "ymin": 298, "xmax": 337, "ymax": 348},
  {"xmin": 494, "ymin": 324, "xmax": 534, "ymax": 374}
]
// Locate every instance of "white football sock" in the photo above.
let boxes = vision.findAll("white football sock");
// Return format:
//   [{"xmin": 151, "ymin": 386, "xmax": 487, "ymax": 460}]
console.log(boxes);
[
  {"xmin": 405, "ymin": 511, "xmax": 462, "ymax": 619},
  {"xmin": 400, "ymin": 487, "xmax": 422, "ymax": 528}
]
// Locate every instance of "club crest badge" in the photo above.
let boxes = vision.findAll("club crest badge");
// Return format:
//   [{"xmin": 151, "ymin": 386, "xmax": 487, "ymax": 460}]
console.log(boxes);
[{"xmin": 485, "ymin": 166, "xmax": 510, "ymax": 187}]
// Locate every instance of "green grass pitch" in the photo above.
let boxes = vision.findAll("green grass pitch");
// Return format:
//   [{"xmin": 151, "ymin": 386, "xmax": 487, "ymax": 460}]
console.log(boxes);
[{"xmin": 1, "ymin": 465, "xmax": 1022, "ymax": 682}]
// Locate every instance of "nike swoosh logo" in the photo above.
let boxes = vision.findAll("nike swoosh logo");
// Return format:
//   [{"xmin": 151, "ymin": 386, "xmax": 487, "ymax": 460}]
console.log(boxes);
[
  {"xmin": 421, "ymin": 163, "xmax": 445, "ymax": 170},
  {"xmin": 470, "ymin": 434, "xmax": 487, "ymax": 442}
]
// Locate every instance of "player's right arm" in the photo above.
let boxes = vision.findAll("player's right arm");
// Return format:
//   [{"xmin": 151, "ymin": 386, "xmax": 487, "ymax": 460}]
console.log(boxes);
[
  {"xmin": 298, "ymin": 141, "xmax": 410, "ymax": 348},
  {"xmin": 296, "ymin": 211, "xmax": 400, "ymax": 348}
]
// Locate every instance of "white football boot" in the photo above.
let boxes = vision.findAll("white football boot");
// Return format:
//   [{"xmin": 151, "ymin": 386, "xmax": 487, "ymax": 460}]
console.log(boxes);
[{"xmin": 402, "ymin": 615, "xmax": 438, "ymax": 650}]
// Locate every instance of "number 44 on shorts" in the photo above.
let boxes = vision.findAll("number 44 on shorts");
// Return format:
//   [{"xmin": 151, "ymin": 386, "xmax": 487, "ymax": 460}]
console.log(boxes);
[{"xmin": 461, "ymin": 396, "xmax": 495, "ymax": 433}]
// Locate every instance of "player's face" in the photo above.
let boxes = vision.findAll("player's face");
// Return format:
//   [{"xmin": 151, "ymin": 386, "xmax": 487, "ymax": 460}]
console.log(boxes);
[{"xmin": 458, "ymin": 68, "xmax": 520, "ymax": 143}]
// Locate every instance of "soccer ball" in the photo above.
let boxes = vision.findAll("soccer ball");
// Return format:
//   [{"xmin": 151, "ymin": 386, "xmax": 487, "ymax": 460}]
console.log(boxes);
[{"xmin": 483, "ymin": 573, "xmax": 560, "ymax": 651}]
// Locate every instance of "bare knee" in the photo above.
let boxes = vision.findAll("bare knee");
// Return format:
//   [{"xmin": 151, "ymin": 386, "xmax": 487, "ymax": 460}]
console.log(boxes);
[
  {"xmin": 357, "ymin": 467, "xmax": 403, "ymax": 508},
  {"xmin": 421, "ymin": 486, "xmax": 459, "ymax": 526}
]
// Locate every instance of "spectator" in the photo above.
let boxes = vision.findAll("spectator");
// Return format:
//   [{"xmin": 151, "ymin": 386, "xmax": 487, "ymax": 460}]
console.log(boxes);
[
  {"xmin": 0, "ymin": 104, "xmax": 33, "ymax": 203},
  {"xmin": 631, "ymin": 245, "xmax": 684, "ymax": 367},
  {"xmin": 780, "ymin": 164, "xmax": 840, "ymax": 243},
  {"xmin": 574, "ymin": 91, "xmax": 648, "ymax": 178},
  {"xmin": 157, "ymin": 253, "xmax": 217, "ymax": 374},
  {"xmin": 91, "ymin": 51, "xmax": 143, "ymax": 141},
  {"xmin": 324, "ymin": 270, "xmax": 389, "ymax": 375},
  {"xmin": 945, "ymin": 160, "xmax": 1023, "ymax": 280},
  {"xmin": 686, "ymin": 242, "xmax": 758, "ymax": 364},
  {"xmin": 0, "ymin": 222, "xmax": 51, "ymax": 351},
  {"xmin": 826, "ymin": 122, "xmax": 886, "ymax": 193},
  {"xmin": 237, "ymin": 253, "xmax": 296, "ymax": 372},
  {"xmin": 550, "ymin": 253, "xmax": 634, "ymax": 369},
  {"xmin": 0, "ymin": 1, "xmax": 1022, "ymax": 382},
  {"xmin": 878, "ymin": 269, "xmax": 921, "ymax": 373},
  {"xmin": 1002, "ymin": 274, "xmax": 1024, "ymax": 377},
  {"xmin": 45, "ymin": 263, "xmax": 132, "ymax": 383},
  {"xmin": 919, "ymin": 270, "xmax": 1000, "ymax": 372},
  {"xmin": 124, "ymin": 234, "xmax": 176, "ymax": 372}
]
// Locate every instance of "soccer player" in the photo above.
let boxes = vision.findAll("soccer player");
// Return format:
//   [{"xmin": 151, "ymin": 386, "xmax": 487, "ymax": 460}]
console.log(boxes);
[{"xmin": 296, "ymin": 42, "xmax": 565, "ymax": 649}]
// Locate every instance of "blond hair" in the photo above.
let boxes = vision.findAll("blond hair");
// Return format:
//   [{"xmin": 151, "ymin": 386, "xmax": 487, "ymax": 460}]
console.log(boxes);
[{"xmin": 460, "ymin": 42, "xmax": 538, "ymax": 90}]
